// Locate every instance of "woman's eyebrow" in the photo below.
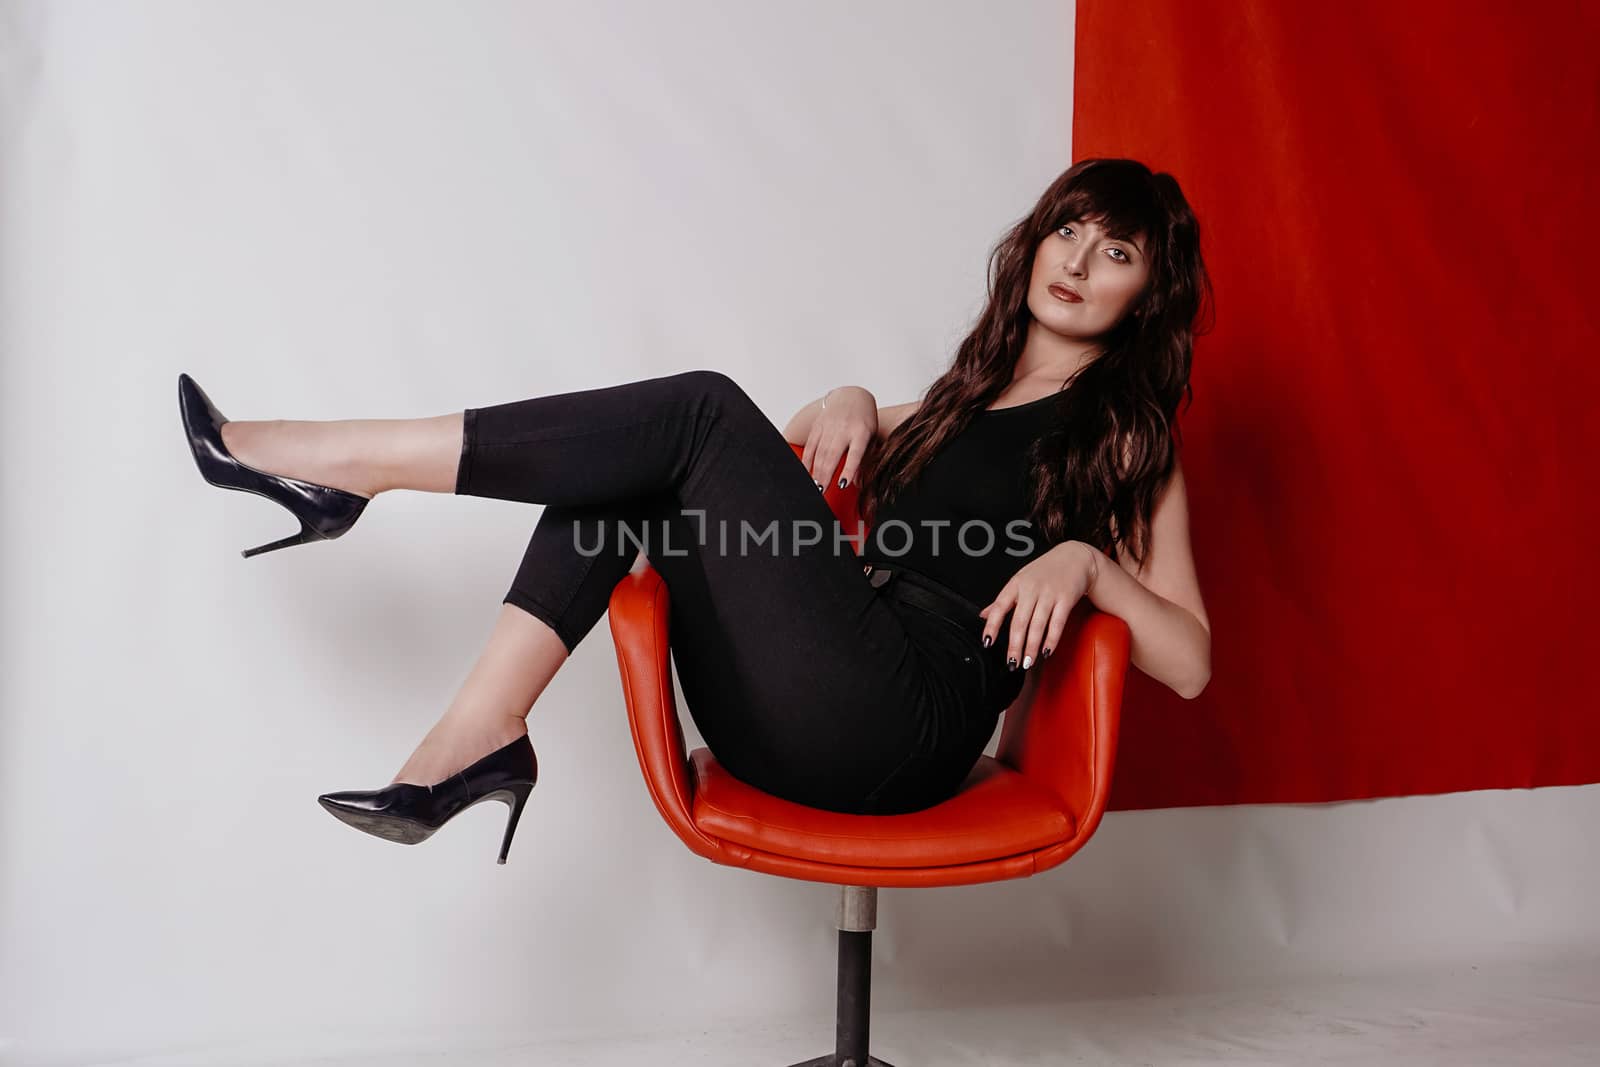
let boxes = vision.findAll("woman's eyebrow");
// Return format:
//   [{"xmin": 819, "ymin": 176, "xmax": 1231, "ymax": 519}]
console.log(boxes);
[
  {"xmin": 1084, "ymin": 222, "xmax": 1141, "ymax": 250},
  {"xmin": 1066, "ymin": 219, "xmax": 1144, "ymax": 254}
]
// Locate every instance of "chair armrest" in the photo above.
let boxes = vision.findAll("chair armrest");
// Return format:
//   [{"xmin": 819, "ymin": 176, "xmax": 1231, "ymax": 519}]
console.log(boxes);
[
  {"xmin": 995, "ymin": 606, "xmax": 1131, "ymax": 833},
  {"xmin": 606, "ymin": 565, "xmax": 723, "ymax": 856}
]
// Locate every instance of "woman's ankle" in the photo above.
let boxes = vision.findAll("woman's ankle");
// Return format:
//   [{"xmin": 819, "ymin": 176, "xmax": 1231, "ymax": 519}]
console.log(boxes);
[
  {"xmin": 221, "ymin": 419, "xmax": 378, "ymax": 500},
  {"xmin": 391, "ymin": 710, "xmax": 528, "ymax": 787}
]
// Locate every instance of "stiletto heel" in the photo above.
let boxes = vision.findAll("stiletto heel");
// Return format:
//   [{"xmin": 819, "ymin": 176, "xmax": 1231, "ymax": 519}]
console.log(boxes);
[
  {"xmin": 242, "ymin": 519, "xmax": 320, "ymax": 558},
  {"xmin": 177, "ymin": 372, "xmax": 371, "ymax": 558},
  {"xmin": 316, "ymin": 732, "xmax": 539, "ymax": 865},
  {"xmin": 495, "ymin": 781, "xmax": 535, "ymax": 864}
]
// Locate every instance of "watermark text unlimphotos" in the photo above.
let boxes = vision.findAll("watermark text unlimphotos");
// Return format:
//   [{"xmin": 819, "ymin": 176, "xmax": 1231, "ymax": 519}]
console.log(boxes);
[{"xmin": 569, "ymin": 509, "xmax": 1039, "ymax": 559}]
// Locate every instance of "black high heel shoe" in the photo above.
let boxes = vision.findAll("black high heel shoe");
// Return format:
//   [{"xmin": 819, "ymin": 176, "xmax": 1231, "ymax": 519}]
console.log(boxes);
[
  {"xmin": 177, "ymin": 372, "xmax": 371, "ymax": 558},
  {"xmin": 317, "ymin": 732, "xmax": 539, "ymax": 865}
]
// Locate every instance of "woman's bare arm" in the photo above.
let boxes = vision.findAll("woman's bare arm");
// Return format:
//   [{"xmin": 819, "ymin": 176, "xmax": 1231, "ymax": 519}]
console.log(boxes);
[
  {"xmin": 784, "ymin": 390, "xmax": 922, "ymax": 490},
  {"xmin": 781, "ymin": 388, "xmax": 926, "ymax": 444},
  {"xmin": 1082, "ymin": 455, "xmax": 1211, "ymax": 698},
  {"xmin": 781, "ymin": 386, "xmax": 873, "ymax": 445},
  {"xmin": 873, "ymin": 400, "xmax": 920, "ymax": 442}
]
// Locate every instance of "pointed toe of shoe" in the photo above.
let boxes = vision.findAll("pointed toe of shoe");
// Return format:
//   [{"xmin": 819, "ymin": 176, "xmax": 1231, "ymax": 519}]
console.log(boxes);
[
  {"xmin": 316, "ymin": 787, "xmax": 409, "ymax": 820},
  {"xmin": 316, "ymin": 792, "xmax": 363, "ymax": 818},
  {"xmin": 316, "ymin": 789, "xmax": 435, "ymax": 845},
  {"xmin": 177, "ymin": 372, "xmax": 228, "ymax": 433}
]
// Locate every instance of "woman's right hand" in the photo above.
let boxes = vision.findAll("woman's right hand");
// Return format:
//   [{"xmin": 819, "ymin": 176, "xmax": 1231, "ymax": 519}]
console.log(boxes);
[{"xmin": 802, "ymin": 386, "xmax": 877, "ymax": 491}]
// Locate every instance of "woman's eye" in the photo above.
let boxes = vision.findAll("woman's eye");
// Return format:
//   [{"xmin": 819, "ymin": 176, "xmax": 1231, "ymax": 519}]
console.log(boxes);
[{"xmin": 1059, "ymin": 225, "xmax": 1131, "ymax": 263}]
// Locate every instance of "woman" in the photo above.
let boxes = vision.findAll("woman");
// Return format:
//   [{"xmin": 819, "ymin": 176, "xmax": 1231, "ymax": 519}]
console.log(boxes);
[{"xmin": 178, "ymin": 157, "xmax": 1213, "ymax": 863}]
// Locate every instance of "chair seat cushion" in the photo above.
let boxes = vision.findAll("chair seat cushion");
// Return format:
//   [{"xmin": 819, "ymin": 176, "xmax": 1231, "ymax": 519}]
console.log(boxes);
[{"xmin": 689, "ymin": 751, "xmax": 1077, "ymax": 869}]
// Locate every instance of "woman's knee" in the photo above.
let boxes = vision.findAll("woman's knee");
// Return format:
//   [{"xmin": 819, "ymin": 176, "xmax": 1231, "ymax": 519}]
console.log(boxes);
[{"xmin": 672, "ymin": 368, "xmax": 755, "ymax": 410}]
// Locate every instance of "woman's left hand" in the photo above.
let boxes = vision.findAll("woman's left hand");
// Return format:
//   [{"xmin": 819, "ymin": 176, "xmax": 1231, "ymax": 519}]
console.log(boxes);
[{"xmin": 978, "ymin": 541, "xmax": 1099, "ymax": 669}]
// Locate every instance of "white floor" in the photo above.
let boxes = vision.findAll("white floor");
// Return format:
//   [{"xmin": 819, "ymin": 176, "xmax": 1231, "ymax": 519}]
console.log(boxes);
[{"xmin": 74, "ymin": 953, "xmax": 1600, "ymax": 1066}]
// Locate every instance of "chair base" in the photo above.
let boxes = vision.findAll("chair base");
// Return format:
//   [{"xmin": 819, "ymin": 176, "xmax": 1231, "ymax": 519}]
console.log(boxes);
[{"xmin": 780, "ymin": 886, "xmax": 896, "ymax": 1067}]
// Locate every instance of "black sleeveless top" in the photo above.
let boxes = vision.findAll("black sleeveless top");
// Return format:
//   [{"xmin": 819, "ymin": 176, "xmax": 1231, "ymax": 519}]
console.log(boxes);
[{"xmin": 857, "ymin": 391, "xmax": 1060, "ymax": 608}]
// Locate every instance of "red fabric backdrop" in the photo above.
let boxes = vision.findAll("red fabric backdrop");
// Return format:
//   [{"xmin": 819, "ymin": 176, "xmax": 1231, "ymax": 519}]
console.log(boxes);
[{"xmin": 1074, "ymin": 0, "xmax": 1600, "ymax": 810}]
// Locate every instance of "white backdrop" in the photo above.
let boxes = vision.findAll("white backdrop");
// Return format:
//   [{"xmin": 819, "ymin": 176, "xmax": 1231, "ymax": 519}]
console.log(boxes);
[{"xmin": 3, "ymin": 2, "xmax": 1597, "ymax": 1065}]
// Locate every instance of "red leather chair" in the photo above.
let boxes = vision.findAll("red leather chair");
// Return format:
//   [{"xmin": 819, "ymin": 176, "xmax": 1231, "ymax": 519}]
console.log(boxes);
[{"xmin": 606, "ymin": 443, "xmax": 1131, "ymax": 1066}]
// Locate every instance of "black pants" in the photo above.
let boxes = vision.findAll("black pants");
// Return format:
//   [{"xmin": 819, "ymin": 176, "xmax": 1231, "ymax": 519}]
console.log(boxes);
[{"xmin": 453, "ymin": 369, "xmax": 1000, "ymax": 815}]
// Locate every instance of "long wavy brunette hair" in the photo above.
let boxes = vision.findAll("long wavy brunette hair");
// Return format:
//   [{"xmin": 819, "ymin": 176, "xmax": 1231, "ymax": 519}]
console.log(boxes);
[{"xmin": 855, "ymin": 158, "xmax": 1214, "ymax": 569}]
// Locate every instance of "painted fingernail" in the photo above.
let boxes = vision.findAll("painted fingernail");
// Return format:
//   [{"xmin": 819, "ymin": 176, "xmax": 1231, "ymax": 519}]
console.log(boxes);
[
  {"xmin": 1022, "ymin": 655, "xmax": 1033, "ymax": 669},
  {"xmin": 838, "ymin": 477, "xmax": 848, "ymax": 489},
  {"xmin": 982, "ymin": 634, "xmax": 993, "ymax": 648},
  {"xmin": 1042, "ymin": 647, "xmax": 1053, "ymax": 659},
  {"xmin": 815, "ymin": 480, "xmax": 824, "ymax": 491},
  {"xmin": 1007, "ymin": 657, "xmax": 1018, "ymax": 671}
]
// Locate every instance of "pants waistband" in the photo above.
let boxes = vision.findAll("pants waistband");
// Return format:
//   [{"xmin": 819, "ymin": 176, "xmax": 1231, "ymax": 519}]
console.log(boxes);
[
  {"xmin": 862, "ymin": 561, "xmax": 1015, "ymax": 715},
  {"xmin": 861, "ymin": 562, "xmax": 984, "ymax": 636}
]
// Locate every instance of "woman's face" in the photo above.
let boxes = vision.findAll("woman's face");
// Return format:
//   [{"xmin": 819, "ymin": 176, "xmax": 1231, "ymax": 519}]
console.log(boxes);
[{"xmin": 1026, "ymin": 216, "xmax": 1150, "ymax": 340}]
